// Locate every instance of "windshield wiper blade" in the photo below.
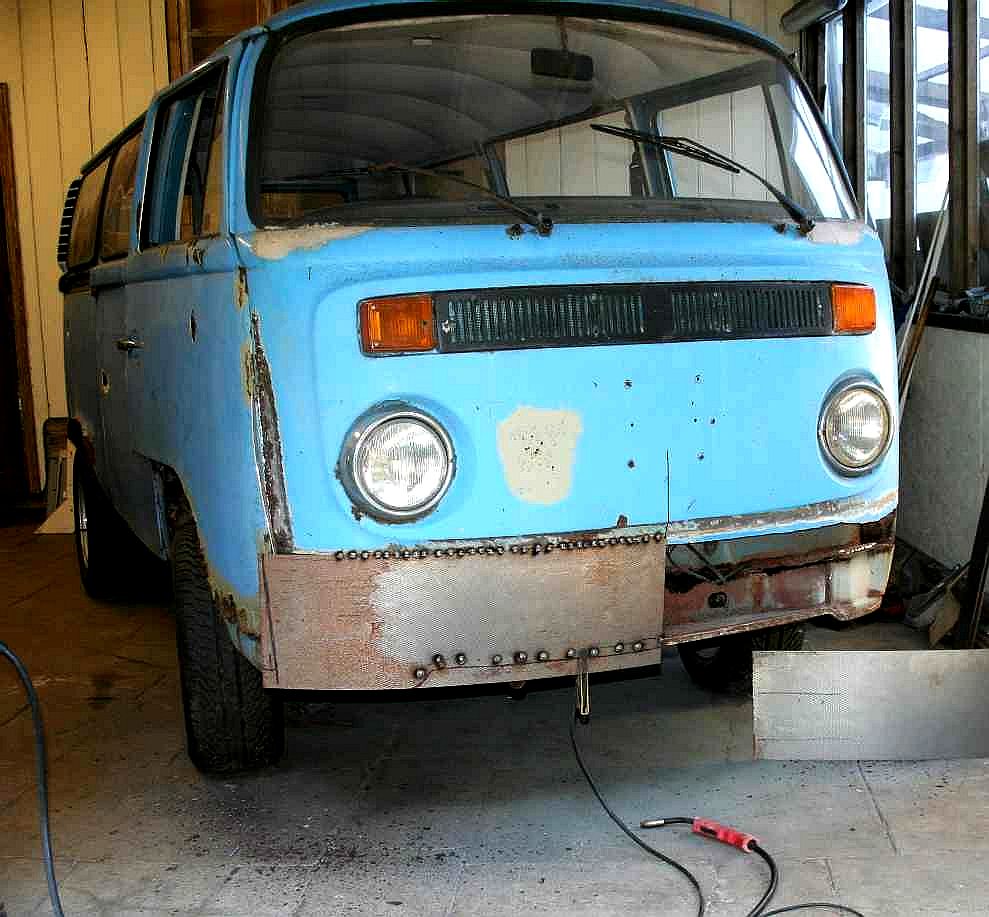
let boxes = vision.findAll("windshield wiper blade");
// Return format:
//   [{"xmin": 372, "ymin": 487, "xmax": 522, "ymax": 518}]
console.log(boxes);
[
  {"xmin": 367, "ymin": 160, "xmax": 553, "ymax": 236},
  {"xmin": 590, "ymin": 123, "xmax": 816, "ymax": 234}
]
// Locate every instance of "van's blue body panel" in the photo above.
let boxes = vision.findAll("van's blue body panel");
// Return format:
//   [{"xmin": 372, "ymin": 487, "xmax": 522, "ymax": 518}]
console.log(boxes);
[
  {"xmin": 62, "ymin": 0, "xmax": 898, "ymax": 676},
  {"xmin": 238, "ymin": 222, "xmax": 897, "ymax": 555}
]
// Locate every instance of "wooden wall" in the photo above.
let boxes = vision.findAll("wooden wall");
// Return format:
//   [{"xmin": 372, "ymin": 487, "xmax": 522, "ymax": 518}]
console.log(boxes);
[{"xmin": 0, "ymin": 1, "xmax": 168, "ymax": 480}]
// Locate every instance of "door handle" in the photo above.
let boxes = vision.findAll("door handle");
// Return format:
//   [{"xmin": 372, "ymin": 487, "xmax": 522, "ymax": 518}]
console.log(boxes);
[{"xmin": 115, "ymin": 338, "xmax": 144, "ymax": 353}]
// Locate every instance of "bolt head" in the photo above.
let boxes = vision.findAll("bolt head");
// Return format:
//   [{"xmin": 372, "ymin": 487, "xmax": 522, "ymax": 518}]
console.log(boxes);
[
  {"xmin": 614, "ymin": 642, "xmax": 625, "ymax": 654},
  {"xmin": 413, "ymin": 667, "xmax": 427, "ymax": 680},
  {"xmin": 432, "ymin": 654, "xmax": 446, "ymax": 668},
  {"xmin": 455, "ymin": 653, "xmax": 467, "ymax": 666},
  {"xmin": 633, "ymin": 641, "xmax": 645, "ymax": 653},
  {"xmin": 565, "ymin": 648, "xmax": 577, "ymax": 659},
  {"xmin": 536, "ymin": 650, "xmax": 549, "ymax": 662},
  {"xmin": 492, "ymin": 654, "xmax": 503, "ymax": 665},
  {"xmin": 515, "ymin": 651, "xmax": 528, "ymax": 664},
  {"xmin": 588, "ymin": 646, "xmax": 600, "ymax": 658}
]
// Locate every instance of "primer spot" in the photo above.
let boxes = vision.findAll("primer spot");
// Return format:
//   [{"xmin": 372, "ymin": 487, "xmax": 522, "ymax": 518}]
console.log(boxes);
[{"xmin": 497, "ymin": 407, "xmax": 582, "ymax": 505}]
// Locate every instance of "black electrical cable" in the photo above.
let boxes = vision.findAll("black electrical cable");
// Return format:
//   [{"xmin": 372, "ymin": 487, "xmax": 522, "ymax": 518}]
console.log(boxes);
[
  {"xmin": 569, "ymin": 712, "xmax": 706, "ymax": 916},
  {"xmin": 1, "ymin": 641, "xmax": 66, "ymax": 917},
  {"xmin": 570, "ymin": 707, "xmax": 867, "ymax": 917}
]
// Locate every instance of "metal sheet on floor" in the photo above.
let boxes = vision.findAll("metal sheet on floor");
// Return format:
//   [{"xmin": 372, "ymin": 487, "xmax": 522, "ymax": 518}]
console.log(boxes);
[{"xmin": 753, "ymin": 650, "xmax": 989, "ymax": 760}]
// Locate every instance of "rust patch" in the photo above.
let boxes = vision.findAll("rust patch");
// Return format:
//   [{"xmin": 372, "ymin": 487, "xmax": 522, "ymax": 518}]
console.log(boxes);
[
  {"xmin": 235, "ymin": 266, "xmax": 249, "ymax": 309},
  {"xmin": 214, "ymin": 590, "xmax": 259, "ymax": 637},
  {"xmin": 250, "ymin": 314, "xmax": 293, "ymax": 551},
  {"xmin": 249, "ymin": 224, "xmax": 372, "ymax": 260}
]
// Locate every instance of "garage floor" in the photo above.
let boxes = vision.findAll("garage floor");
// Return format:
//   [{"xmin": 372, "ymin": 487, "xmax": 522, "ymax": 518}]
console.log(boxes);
[{"xmin": 2, "ymin": 523, "xmax": 988, "ymax": 917}]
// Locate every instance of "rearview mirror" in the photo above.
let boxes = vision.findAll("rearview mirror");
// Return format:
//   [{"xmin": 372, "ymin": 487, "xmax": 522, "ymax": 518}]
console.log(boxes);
[{"xmin": 531, "ymin": 48, "xmax": 594, "ymax": 81}]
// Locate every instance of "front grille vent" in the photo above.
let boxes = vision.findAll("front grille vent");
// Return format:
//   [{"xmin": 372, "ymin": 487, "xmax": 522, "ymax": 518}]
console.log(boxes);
[{"xmin": 434, "ymin": 282, "xmax": 832, "ymax": 354}]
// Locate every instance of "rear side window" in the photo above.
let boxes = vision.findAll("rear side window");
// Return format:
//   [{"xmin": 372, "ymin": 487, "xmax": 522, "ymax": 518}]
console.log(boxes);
[
  {"xmin": 145, "ymin": 67, "xmax": 225, "ymax": 246},
  {"xmin": 67, "ymin": 158, "xmax": 110, "ymax": 268},
  {"xmin": 101, "ymin": 132, "xmax": 142, "ymax": 260}
]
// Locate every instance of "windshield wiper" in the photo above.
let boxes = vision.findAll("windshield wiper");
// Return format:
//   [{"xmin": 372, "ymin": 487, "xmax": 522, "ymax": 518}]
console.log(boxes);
[
  {"xmin": 366, "ymin": 160, "xmax": 553, "ymax": 236},
  {"xmin": 590, "ymin": 124, "xmax": 816, "ymax": 235}
]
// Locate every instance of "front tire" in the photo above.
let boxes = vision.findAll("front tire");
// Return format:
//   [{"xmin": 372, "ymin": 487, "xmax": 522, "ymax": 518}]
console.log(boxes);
[
  {"xmin": 171, "ymin": 515, "xmax": 283, "ymax": 773},
  {"xmin": 677, "ymin": 623, "xmax": 805, "ymax": 695}
]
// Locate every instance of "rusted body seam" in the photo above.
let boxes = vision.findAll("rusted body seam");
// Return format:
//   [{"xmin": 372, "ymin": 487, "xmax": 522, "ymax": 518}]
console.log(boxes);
[{"xmin": 250, "ymin": 312, "xmax": 293, "ymax": 551}]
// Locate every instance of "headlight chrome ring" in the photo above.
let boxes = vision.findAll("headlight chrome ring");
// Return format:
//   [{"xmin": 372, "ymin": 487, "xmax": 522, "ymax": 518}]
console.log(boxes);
[
  {"xmin": 818, "ymin": 378, "xmax": 893, "ymax": 476},
  {"xmin": 339, "ymin": 402, "xmax": 455, "ymax": 522}
]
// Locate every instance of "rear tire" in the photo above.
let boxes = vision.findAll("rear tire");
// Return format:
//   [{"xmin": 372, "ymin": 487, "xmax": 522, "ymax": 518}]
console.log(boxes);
[
  {"xmin": 677, "ymin": 623, "xmax": 805, "ymax": 695},
  {"xmin": 171, "ymin": 514, "xmax": 283, "ymax": 774}
]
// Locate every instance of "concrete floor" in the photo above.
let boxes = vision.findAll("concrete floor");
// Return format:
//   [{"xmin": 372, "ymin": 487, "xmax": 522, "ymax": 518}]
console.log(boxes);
[{"xmin": 2, "ymin": 524, "xmax": 988, "ymax": 917}]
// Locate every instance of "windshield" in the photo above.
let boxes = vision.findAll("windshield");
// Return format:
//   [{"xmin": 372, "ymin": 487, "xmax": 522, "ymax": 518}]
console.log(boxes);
[{"xmin": 253, "ymin": 14, "xmax": 855, "ymax": 227}]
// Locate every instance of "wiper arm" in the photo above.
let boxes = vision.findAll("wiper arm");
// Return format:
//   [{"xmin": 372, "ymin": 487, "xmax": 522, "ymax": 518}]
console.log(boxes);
[
  {"xmin": 590, "ymin": 123, "xmax": 816, "ymax": 234},
  {"xmin": 368, "ymin": 160, "xmax": 553, "ymax": 236}
]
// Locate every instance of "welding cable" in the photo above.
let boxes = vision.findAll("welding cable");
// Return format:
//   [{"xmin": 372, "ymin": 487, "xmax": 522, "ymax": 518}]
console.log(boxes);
[
  {"xmin": 569, "ymin": 713, "xmax": 706, "ymax": 917},
  {"xmin": 751, "ymin": 840, "xmax": 865, "ymax": 917},
  {"xmin": 0, "ymin": 641, "xmax": 66, "ymax": 917},
  {"xmin": 644, "ymin": 821, "xmax": 864, "ymax": 917}
]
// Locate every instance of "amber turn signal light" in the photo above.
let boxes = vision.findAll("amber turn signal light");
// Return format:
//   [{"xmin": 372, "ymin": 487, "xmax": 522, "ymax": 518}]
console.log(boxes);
[
  {"xmin": 360, "ymin": 294, "xmax": 436, "ymax": 354},
  {"xmin": 832, "ymin": 284, "xmax": 876, "ymax": 334}
]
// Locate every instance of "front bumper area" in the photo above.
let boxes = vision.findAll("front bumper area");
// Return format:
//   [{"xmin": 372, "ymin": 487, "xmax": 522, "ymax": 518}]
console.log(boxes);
[{"xmin": 260, "ymin": 503, "xmax": 895, "ymax": 691}]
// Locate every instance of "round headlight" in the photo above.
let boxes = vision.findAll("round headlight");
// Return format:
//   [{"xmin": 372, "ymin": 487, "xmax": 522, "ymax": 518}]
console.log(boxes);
[
  {"xmin": 343, "ymin": 406, "xmax": 454, "ymax": 520},
  {"xmin": 819, "ymin": 381, "xmax": 892, "ymax": 474}
]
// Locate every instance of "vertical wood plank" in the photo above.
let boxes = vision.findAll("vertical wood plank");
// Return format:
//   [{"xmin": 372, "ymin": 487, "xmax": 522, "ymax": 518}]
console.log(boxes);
[
  {"xmin": 504, "ymin": 138, "xmax": 527, "ymax": 195},
  {"xmin": 116, "ymin": 0, "xmax": 156, "ymax": 122},
  {"xmin": 697, "ymin": 96, "xmax": 734, "ymax": 198},
  {"xmin": 19, "ymin": 0, "xmax": 67, "ymax": 417},
  {"xmin": 560, "ymin": 122, "xmax": 595, "ymax": 196},
  {"xmin": 51, "ymin": 0, "xmax": 94, "ymax": 187},
  {"xmin": 660, "ymin": 104, "xmax": 699, "ymax": 197},
  {"xmin": 524, "ymin": 129, "xmax": 562, "ymax": 196},
  {"xmin": 150, "ymin": 0, "xmax": 170, "ymax": 90},
  {"xmin": 592, "ymin": 111, "xmax": 630, "ymax": 196},
  {"xmin": 85, "ymin": 0, "xmax": 124, "ymax": 149}
]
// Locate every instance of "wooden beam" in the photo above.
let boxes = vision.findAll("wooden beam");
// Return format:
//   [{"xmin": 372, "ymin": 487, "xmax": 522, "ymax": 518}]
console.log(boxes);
[{"xmin": 948, "ymin": 0, "xmax": 979, "ymax": 292}]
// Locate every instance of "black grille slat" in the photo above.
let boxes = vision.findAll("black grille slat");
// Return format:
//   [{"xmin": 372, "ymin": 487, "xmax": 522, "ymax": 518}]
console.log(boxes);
[{"xmin": 435, "ymin": 283, "xmax": 833, "ymax": 354}]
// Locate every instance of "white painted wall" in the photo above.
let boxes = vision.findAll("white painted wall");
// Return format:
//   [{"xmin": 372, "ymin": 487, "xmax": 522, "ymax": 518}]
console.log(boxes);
[
  {"xmin": 898, "ymin": 328, "xmax": 989, "ymax": 566},
  {"xmin": 1, "ymin": 0, "xmax": 168, "ymax": 481}
]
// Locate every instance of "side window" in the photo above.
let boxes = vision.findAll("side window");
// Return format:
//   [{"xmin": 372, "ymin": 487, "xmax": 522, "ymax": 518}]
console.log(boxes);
[
  {"xmin": 67, "ymin": 158, "xmax": 110, "ymax": 268},
  {"xmin": 100, "ymin": 132, "xmax": 142, "ymax": 260},
  {"xmin": 146, "ymin": 68, "xmax": 225, "ymax": 246}
]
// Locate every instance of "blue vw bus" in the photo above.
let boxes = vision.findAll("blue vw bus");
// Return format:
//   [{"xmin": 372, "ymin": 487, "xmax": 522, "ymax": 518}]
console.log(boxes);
[{"xmin": 60, "ymin": 0, "xmax": 897, "ymax": 772}]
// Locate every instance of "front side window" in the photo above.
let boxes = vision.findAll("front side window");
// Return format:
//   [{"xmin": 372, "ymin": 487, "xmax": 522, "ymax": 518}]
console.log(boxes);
[
  {"xmin": 253, "ymin": 15, "xmax": 854, "ymax": 226},
  {"xmin": 101, "ymin": 131, "xmax": 142, "ymax": 260},
  {"xmin": 146, "ymin": 68, "xmax": 225, "ymax": 246}
]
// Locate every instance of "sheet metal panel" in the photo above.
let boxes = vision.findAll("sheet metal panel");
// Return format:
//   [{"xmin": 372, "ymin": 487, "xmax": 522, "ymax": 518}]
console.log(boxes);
[
  {"xmin": 263, "ymin": 533, "xmax": 665, "ymax": 690},
  {"xmin": 753, "ymin": 650, "xmax": 989, "ymax": 760}
]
